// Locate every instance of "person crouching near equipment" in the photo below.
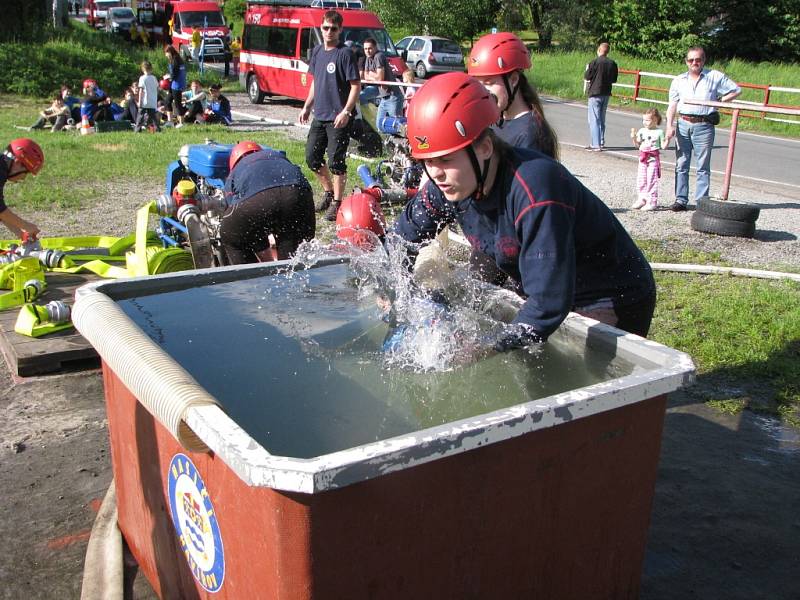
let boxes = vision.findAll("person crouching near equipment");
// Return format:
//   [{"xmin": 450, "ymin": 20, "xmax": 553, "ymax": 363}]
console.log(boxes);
[
  {"xmin": 1, "ymin": 139, "xmax": 43, "ymax": 240},
  {"xmin": 221, "ymin": 141, "xmax": 315, "ymax": 264},
  {"xmin": 393, "ymin": 73, "xmax": 656, "ymax": 352}
]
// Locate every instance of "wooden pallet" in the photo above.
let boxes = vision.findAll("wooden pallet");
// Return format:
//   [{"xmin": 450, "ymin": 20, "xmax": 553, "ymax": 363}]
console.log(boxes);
[{"xmin": 0, "ymin": 272, "xmax": 100, "ymax": 377}]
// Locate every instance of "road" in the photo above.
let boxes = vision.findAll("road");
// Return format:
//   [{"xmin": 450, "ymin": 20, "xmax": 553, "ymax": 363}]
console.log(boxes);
[{"xmin": 542, "ymin": 97, "xmax": 800, "ymax": 193}]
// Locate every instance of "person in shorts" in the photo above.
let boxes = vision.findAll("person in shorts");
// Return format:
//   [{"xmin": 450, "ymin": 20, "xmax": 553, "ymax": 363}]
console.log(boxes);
[{"xmin": 298, "ymin": 10, "xmax": 360, "ymax": 222}]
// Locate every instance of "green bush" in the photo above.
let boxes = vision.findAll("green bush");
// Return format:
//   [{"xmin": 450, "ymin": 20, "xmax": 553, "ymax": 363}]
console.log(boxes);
[{"xmin": 0, "ymin": 22, "xmax": 225, "ymax": 98}]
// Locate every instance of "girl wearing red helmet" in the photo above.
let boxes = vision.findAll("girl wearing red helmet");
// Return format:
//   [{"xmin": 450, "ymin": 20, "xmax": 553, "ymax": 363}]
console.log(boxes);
[
  {"xmin": 468, "ymin": 32, "xmax": 558, "ymax": 160},
  {"xmin": 394, "ymin": 73, "xmax": 656, "ymax": 351},
  {"xmin": 220, "ymin": 142, "xmax": 315, "ymax": 264},
  {"xmin": 1, "ymin": 139, "xmax": 42, "ymax": 240}
]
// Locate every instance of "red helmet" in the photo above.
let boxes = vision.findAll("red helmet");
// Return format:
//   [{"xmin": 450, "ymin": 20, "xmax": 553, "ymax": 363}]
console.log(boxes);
[
  {"xmin": 336, "ymin": 193, "xmax": 386, "ymax": 249},
  {"xmin": 468, "ymin": 32, "xmax": 531, "ymax": 77},
  {"xmin": 159, "ymin": 78, "xmax": 170, "ymax": 91},
  {"xmin": 7, "ymin": 138, "xmax": 44, "ymax": 175},
  {"xmin": 82, "ymin": 78, "xmax": 97, "ymax": 89},
  {"xmin": 228, "ymin": 141, "xmax": 262, "ymax": 171},
  {"xmin": 406, "ymin": 72, "xmax": 500, "ymax": 160}
]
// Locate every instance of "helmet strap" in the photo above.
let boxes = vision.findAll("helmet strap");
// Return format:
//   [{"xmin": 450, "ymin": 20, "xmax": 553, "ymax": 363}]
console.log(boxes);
[
  {"xmin": 497, "ymin": 73, "xmax": 521, "ymax": 127},
  {"xmin": 466, "ymin": 145, "xmax": 490, "ymax": 202}
]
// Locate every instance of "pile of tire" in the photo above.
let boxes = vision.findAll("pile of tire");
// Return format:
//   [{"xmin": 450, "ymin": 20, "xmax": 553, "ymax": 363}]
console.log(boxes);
[{"xmin": 690, "ymin": 196, "xmax": 760, "ymax": 238}]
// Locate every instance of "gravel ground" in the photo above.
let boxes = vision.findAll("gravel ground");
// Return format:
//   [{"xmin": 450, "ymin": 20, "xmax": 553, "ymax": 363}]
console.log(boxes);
[{"xmin": 20, "ymin": 92, "xmax": 800, "ymax": 272}]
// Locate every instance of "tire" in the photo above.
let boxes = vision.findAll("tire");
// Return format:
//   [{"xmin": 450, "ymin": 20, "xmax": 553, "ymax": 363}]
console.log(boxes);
[
  {"xmin": 691, "ymin": 211, "xmax": 756, "ymax": 238},
  {"xmin": 247, "ymin": 74, "xmax": 265, "ymax": 104},
  {"xmin": 696, "ymin": 196, "xmax": 760, "ymax": 223},
  {"xmin": 415, "ymin": 62, "xmax": 428, "ymax": 79},
  {"xmin": 179, "ymin": 44, "xmax": 190, "ymax": 62}
]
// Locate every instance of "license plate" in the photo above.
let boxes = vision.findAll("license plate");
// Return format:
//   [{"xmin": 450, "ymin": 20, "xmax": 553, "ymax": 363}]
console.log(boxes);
[{"xmin": 442, "ymin": 56, "xmax": 459, "ymax": 64}]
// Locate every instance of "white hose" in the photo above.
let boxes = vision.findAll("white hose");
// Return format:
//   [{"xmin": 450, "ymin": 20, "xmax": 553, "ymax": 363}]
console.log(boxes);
[
  {"xmin": 73, "ymin": 289, "xmax": 219, "ymax": 452},
  {"xmin": 447, "ymin": 231, "xmax": 800, "ymax": 282},
  {"xmin": 80, "ymin": 481, "xmax": 122, "ymax": 600},
  {"xmin": 650, "ymin": 262, "xmax": 800, "ymax": 282}
]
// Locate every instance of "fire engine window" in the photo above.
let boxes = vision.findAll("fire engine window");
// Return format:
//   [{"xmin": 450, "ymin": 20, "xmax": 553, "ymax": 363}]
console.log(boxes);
[
  {"xmin": 300, "ymin": 28, "xmax": 321, "ymax": 61},
  {"xmin": 266, "ymin": 27, "xmax": 297, "ymax": 57},
  {"xmin": 243, "ymin": 25, "xmax": 297, "ymax": 57}
]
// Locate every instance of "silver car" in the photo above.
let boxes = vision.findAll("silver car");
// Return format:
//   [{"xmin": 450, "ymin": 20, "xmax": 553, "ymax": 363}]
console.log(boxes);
[{"xmin": 395, "ymin": 36, "xmax": 465, "ymax": 79}]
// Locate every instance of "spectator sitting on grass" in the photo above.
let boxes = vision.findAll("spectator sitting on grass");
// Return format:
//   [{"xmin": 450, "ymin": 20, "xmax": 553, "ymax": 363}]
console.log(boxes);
[
  {"xmin": 81, "ymin": 79, "xmax": 113, "ymax": 124},
  {"xmin": 30, "ymin": 95, "xmax": 71, "ymax": 132},
  {"xmin": 182, "ymin": 80, "xmax": 208, "ymax": 124},
  {"xmin": 204, "ymin": 84, "xmax": 232, "ymax": 125},
  {"xmin": 120, "ymin": 86, "xmax": 139, "ymax": 123},
  {"xmin": 61, "ymin": 84, "xmax": 81, "ymax": 122}
]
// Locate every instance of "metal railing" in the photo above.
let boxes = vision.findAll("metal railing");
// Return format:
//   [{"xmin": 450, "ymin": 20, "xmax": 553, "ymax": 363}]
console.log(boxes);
[
  {"xmin": 683, "ymin": 99, "xmax": 800, "ymax": 200},
  {"xmin": 614, "ymin": 69, "xmax": 800, "ymax": 126}
]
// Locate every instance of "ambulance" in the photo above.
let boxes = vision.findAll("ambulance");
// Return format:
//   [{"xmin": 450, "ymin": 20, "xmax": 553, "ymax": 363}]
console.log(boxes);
[{"xmin": 240, "ymin": 0, "xmax": 406, "ymax": 104}]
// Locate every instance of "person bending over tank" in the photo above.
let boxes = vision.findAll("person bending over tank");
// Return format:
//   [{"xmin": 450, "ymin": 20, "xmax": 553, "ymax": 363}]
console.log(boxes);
[
  {"xmin": 1, "ymin": 139, "xmax": 43, "ymax": 240},
  {"xmin": 393, "ymin": 73, "xmax": 656, "ymax": 352},
  {"xmin": 221, "ymin": 141, "xmax": 315, "ymax": 264}
]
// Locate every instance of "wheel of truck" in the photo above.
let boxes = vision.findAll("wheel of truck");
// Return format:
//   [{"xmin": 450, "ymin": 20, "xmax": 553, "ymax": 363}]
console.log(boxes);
[
  {"xmin": 690, "ymin": 211, "xmax": 756, "ymax": 238},
  {"xmin": 696, "ymin": 196, "xmax": 760, "ymax": 223},
  {"xmin": 247, "ymin": 74, "xmax": 265, "ymax": 104},
  {"xmin": 415, "ymin": 62, "xmax": 428, "ymax": 79},
  {"xmin": 180, "ymin": 44, "xmax": 191, "ymax": 62}
]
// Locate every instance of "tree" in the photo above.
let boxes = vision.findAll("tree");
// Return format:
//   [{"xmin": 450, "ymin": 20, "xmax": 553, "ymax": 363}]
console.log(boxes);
[
  {"xmin": 586, "ymin": 0, "xmax": 709, "ymax": 61},
  {"xmin": 223, "ymin": 0, "xmax": 247, "ymax": 37},
  {"xmin": 367, "ymin": 0, "xmax": 500, "ymax": 45},
  {"xmin": 707, "ymin": 0, "xmax": 800, "ymax": 62}
]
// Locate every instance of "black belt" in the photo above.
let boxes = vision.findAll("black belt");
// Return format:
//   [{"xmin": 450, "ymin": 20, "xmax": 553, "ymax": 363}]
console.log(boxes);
[{"xmin": 680, "ymin": 114, "xmax": 711, "ymax": 123}]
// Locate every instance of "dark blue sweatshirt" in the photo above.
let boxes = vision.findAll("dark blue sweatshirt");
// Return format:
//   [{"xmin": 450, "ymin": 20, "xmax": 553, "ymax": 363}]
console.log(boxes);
[{"xmin": 393, "ymin": 147, "xmax": 655, "ymax": 337}]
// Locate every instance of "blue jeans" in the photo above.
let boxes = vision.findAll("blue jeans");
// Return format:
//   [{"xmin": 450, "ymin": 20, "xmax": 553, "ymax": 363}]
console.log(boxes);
[
  {"xmin": 376, "ymin": 90, "xmax": 403, "ymax": 131},
  {"xmin": 588, "ymin": 95, "xmax": 610, "ymax": 148},
  {"xmin": 675, "ymin": 120, "xmax": 714, "ymax": 205}
]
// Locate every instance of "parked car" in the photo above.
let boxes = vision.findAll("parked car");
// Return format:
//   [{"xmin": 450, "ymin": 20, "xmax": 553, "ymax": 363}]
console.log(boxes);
[
  {"xmin": 105, "ymin": 6, "xmax": 136, "ymax": 34},
  {"xmin": 395, "ymin": 35, "xmax": 465, "ymax": 79}
]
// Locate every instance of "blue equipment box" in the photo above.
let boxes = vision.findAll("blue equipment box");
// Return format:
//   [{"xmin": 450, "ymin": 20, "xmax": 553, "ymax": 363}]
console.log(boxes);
[{"xmin": 187, "ymin": 143, "xmax": 235, "ymax": 180}]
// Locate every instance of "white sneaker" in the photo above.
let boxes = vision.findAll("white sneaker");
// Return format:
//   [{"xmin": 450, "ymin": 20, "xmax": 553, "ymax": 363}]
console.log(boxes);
[
  {"xmin": 631, "ymin": 199, "xmax": 646, "ymax": 210},
  {"xmin": 641, "ymin": 203, "xmax": 658, "ymax": 211},
  {"xmin": 175, "ymin": 122, "xmax": 184, "ymax": 129}
]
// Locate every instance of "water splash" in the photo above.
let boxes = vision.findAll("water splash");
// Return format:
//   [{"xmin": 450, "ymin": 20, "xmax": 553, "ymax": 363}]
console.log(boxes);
[{"xmin": 287, "ymin": 234, "xmax": 522, "ymax": 372}]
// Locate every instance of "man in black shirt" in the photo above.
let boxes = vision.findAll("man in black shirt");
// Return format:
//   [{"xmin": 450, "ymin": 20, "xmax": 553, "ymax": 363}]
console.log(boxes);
[
  {"xmin": 583, "ymin": 42, "xmax": 618, "ymax": 151},
  {"xmin": 299, "ymin": 10, "xmax": 361, "ymax": 221}
]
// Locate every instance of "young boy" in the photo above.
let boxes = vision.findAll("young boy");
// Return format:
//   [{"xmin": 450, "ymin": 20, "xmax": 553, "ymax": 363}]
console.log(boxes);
[
  {"xmin": 205, "ymin": 84, "xmax": 232, "ymax": 125},
  {"xmin": 135, "ymin": 61, "xmax": 161, "ymax": 132},
  {"xmin": 1, "ymin": 139, "xmax": 43, "ymax": 240}
]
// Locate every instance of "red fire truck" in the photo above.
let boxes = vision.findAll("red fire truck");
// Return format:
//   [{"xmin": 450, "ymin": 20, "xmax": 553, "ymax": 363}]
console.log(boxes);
[
  {"xmin": 241, "ymin": 0, "xmax": 406, "ymax": 104},
  {"xmin": 168, "ymin": 1, "xmax": 231, "ymax": 61}
]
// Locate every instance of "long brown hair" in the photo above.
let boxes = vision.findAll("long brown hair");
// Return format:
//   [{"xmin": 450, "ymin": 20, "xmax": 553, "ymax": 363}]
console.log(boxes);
[
  {"xmin": 518, "ymin": 74, "xmax": 559, "ymax": 161},
  {"xmin": 164, "ymin": 45, "xmax": 183, "ymax": 65}
]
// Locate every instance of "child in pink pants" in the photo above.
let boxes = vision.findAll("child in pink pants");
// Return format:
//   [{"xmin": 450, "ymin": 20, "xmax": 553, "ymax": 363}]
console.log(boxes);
[{"xmin": 631, "ymin": 108, "xmax": 668, "ymax": 211}]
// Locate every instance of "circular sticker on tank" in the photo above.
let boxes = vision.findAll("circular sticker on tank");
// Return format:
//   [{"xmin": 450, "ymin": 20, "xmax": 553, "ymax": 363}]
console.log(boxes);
[{"xmin": 167, "ymin": 453, "xmax": 225, "ymax": 593}]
